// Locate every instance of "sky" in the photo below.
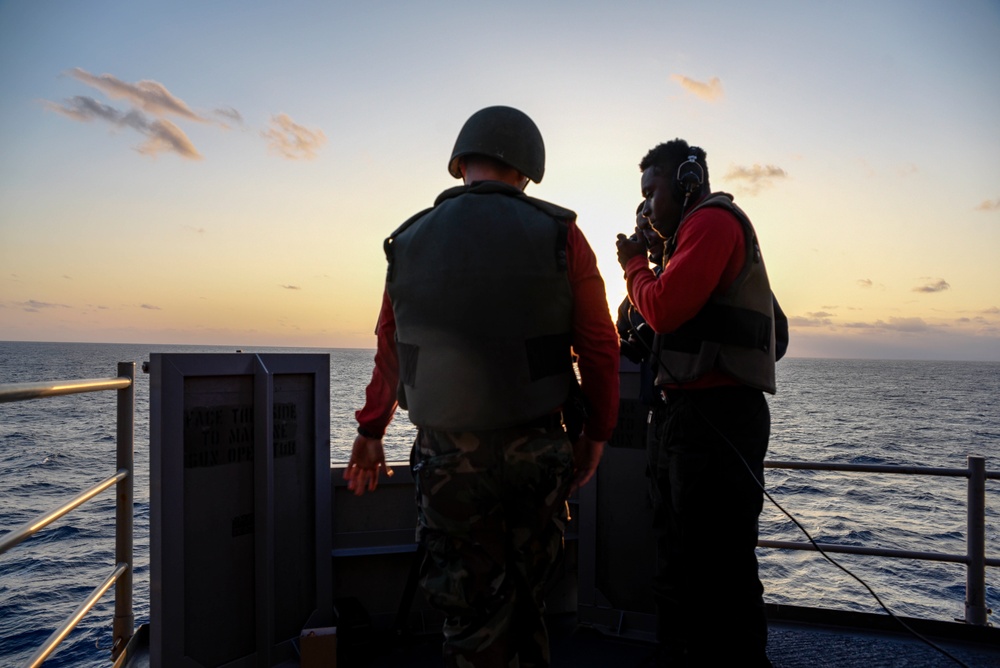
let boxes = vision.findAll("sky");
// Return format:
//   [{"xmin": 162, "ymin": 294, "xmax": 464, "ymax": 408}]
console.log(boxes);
[{"xmin": 1, "ymin": 0, "xmax": 998, "ymax": 361}]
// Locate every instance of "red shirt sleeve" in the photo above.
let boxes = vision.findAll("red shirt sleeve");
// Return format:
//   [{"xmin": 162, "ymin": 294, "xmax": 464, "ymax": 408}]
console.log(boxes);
[
  {"xmin": 354, "ymin": 288, "xmax": 399, "ymax": 438},
  {"xmin": 625, "ymin": 206, "xmax": 744, "ymax": 333},
  {"xmin": 567, "ymin": 221, "xmax": 621, "ymax": 441}
]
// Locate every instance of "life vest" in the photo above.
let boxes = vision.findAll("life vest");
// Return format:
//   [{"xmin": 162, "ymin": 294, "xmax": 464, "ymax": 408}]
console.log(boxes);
[
  {"xmin": 654, "ymin": 193, "xmax": 777, "ymax": 394},
  {"xmin": 385, "ymin": 181, "xmax": 576, "ymax": 430}
]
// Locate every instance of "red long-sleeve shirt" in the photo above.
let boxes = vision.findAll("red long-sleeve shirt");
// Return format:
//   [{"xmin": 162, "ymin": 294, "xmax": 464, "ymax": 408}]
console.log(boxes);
[
  {"xmin": 356, "ymin": 218, "xmax": 620, "ymax": 441},
  {"xmin": 625, "ymin": 203, "xmax": 746, "ymax": 389}
]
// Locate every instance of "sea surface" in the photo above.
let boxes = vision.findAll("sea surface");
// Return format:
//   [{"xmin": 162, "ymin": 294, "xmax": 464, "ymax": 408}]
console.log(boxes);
[{"xmin": 1, "ymin": 341, "xmax": 998, "ymax": 666}]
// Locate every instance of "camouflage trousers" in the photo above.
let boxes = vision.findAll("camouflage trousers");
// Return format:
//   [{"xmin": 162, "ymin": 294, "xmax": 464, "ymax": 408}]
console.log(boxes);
[{"xmin": 412, "ymin": 424, "xmax": 574, "ymax": 668}]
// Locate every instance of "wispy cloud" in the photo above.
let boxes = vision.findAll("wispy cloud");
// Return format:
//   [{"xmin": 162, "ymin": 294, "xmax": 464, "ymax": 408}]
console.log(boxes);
[
  {"xmin": 856, "ymin": 278, "xmax": 886, "ymax": 291},
  {"xmin": 47, "ymin": 68, "xmax": 325, "ymax": 163},
  {"xmin": 138, "ymin": 118, "xmax": 201, "ymax": 159},
  {"xmin": 44, "ymin": 93, "xmax": 202, "ymax": 159},
  {"xmin": 214, "ymin": 106, "xmax": 243, "ymax": 123},
  {"xmin": 840, "ymin": 317, "xmax": 930, "ymax": 332},
  {"xmin": 722, "ymin": 164, "xmax": 788, "ymax": 195},
  {"xmin": 789, "ymin": 314, "xmax": 831, "ymax": 327},
  {"xmin": 69, "ymin": 68, "xmax": 207, "ymax": 123},
  {"xmin": 281, "ymin": 284, "xmax": 302, "ymax": 290},
  {"xmin": 974, "ymin": 198, "xmax": 1000, "ymax": 212},
  {"xmin": 20, "ymin": 299, "xmax": 70, "ymax": 312},
  {"xmin": 141, "ymin": 303, "xmax": 162, "ymax": 310},
  {"xmin": 876, "ymin": 317, "xmax": 929, "ymax": 332},
  {"xmin": 670, "ymin": 74, "xmax": 724, "ymax": 101},
  {"xmin": 46, "ymin": 95, "xmax": 140, "ymax": 126},
  {"xmin": 912, "ymin": 279, "xmax": 950, "ymax": 294},
  {"xmin": 261, "ymin": 113, "xmax": 326, "ymax": 160}
]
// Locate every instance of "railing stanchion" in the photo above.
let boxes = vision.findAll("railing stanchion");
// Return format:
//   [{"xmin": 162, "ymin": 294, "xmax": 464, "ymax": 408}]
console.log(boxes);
[
  {"xmin": 966, "ymin": 455, "xmax": 987, "ymax": 625},
  {"xmin": 113, "ymin": 362, "xmax": 136, "ymax": 658}
]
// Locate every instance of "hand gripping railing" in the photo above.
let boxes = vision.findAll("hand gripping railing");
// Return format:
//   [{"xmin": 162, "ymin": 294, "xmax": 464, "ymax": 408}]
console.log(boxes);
[
  {"xmin": 0, "ymin": 362, "xmax": 135, "ymax": 666},
  {"xmin": 760, "ymin": 456, "xmax": 999, "ymax": 625}
]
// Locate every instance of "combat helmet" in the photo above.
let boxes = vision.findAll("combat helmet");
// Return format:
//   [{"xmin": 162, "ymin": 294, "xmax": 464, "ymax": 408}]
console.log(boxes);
[{"xmin": 448, "ymin": 106, "xmax": 545, "ymax": 183}]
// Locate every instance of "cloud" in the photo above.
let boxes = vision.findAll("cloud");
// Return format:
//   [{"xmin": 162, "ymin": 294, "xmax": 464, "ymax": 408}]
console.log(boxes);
[
  {"xmin": 42, "ymin": 67, "xmax": 247, "ymax": 159},
  {"xmin": 670, "ymin": 74, "xmax": 724, "ymax": 101},
  {"xmin": 789, "ymin": 314, "xmax": 831, "ymax": 327},
  {"xmin": 213, "ymin": 106, "xmax": 244, "ymax": 127},
  {"xmin": 281, "ymin": 284, "xmax": 301, "ymax": 290},
  {"xmin": 856, "ymin": 278, "xmax": 885, "ymax": 291},
  {"xmin": 136, "ymin": 118, "xmax": 202, "ymax": 159},
  {"xmin": 141, "ymin": 303, "xmax": 162, "ymax": 310},
  {"xmin": 841, "ymin": 317, "xmax": 930, "ymax": 332},
  {"xmin": 45, "ymin": 95, "xmax": 142, "ymax": 127},
  {"xmin": 20, "ymin": 299, "xmax": 70, "ymax": 312},
  {"xmin": 69, "ymin": 68, "xmax": 207, "ymax": 123},
  {"xmin": 722, "ymin": 164, "xmax": 788, "ymax": 195},
  {"xmin": 974, "ymin": 198, "xmax": 1000, "ymax": 212},
  {"xmin": 876, "ymin": 317, "xmax": 929, "ymax": 332},
  {"xmin": 726, "ymin": 164, "xmax": 788, "ymax": 183},
  {"xmin": 44, "ymin": 95, "xmax": 202, "ymax": 159},
  {"xmin": 912, "ymin": 279, "xmax": 950, "ymax": 293},
  {"xmin": 261, "ymin": 113, "xmax": 326, "ymax": 160}
]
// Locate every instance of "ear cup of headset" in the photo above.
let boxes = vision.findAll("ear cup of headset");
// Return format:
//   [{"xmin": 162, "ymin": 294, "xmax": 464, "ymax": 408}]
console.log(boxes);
[{"xmin": 672, "ymin": 156, "xmax": 705, "ymax": 204}]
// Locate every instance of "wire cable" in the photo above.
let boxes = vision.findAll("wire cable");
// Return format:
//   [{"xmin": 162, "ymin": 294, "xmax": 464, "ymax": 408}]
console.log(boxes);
[{"xmin": 624, "ymin": 314, "xmax": 971, "ymax": 667}]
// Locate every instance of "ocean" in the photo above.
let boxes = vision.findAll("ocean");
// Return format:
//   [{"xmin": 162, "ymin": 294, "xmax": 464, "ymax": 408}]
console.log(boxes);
[{"xmin": 1, "ymin": 341, "xmax": 998, "ymax": 666}]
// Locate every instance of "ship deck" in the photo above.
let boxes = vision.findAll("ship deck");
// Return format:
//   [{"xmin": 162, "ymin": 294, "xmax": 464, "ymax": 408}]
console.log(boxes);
[
  {"xmin": 117, "ymin": 606, "xmax": 1000, "ymax": 668},
  {"xmin": 359, "ymin": 608, "xmax": 1000, "ymax": 667}
]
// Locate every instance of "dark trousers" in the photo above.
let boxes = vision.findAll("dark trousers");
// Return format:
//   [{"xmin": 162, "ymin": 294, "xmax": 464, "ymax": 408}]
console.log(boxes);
[
  {"xmin": 648, "ymin": 386, "xmax": 771, "ymax": 666},
  {"xmin": 412, "ymin": 425, "xmax": 573, "ymax": 668}
]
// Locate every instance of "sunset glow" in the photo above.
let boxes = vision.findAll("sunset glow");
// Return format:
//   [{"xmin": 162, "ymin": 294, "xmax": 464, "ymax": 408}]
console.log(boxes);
[{"xmin": 2, "ymin": 1, "xmax": 998, "ymax": 360}]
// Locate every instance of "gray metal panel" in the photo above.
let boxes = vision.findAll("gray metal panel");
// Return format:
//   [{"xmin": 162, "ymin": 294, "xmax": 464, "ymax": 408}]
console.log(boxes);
[
  {"xmin": 577, "ymin": 397, "xmax": 658, "ymax": 639},
  {"xmin": 149, "ymin": 353, "xmax": 331, "ymax": 668},
  {"xmin": 329, "ymin": 465, "xmax": 436, "ymax": 631}
]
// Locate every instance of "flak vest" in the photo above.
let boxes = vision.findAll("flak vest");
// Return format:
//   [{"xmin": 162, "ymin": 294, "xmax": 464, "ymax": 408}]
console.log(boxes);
[
  {"xmin": 385, "ymin": 181, "xmax": 576, "ymax": 431},
  {"xmin": 655, "ymin": 193, "xmax": 778, "ymax": 394}
]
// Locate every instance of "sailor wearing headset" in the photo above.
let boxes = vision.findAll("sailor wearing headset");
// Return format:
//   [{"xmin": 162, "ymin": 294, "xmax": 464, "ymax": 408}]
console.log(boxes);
[{"xmin": 617, "ymin": 139, "xmax": 787, "ymax": 667}]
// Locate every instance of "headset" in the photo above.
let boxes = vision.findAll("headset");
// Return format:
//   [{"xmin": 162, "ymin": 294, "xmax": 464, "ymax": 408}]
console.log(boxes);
[
  {"xmin": 674, "ymin": 148, "xmax": 705, "ymax": 211},
  {"xmin": 654, "ymin": 148, "xmax": 707, "ymax": 260}
]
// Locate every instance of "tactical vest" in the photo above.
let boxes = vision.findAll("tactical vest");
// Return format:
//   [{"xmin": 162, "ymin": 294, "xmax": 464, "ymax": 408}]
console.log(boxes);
[
  {"xmin": 385, "ymin": 181, "xmax": 576, "ymax": 430},
  {"xmin": 655, "ymin": 193, "xmax": 777, "ymax": 394}
]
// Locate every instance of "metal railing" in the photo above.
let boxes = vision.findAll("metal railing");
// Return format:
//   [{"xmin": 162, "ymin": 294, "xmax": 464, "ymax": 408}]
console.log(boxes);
[
  {"xmin": 0, "ymin": 363, "xmax": 135, "ymax": 667},
  {"xmin": 760, "ymin": 455, "xmax": 999, "ymax": 625}
]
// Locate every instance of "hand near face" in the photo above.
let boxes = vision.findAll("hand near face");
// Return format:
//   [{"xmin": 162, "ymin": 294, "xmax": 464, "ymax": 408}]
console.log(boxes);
[{"xmin": 616, "ymin": 233, "xmax": 647, "ymax": 270}]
